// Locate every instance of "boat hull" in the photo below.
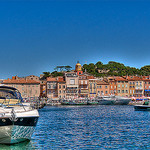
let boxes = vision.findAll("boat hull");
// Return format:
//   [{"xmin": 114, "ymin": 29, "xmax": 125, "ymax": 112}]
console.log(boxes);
[
  {"xmin": 0, "ymin": 117, "xmax": 38, "ymax": 144},
  {"xmin": 98, "ymin": 100, "xmax": 114, "ymax": 105},
  {"xmin": 114, "ymin": 99, "xmax": 131, "ymax": 105},
  {"xmin": 134, "ymin": 105, "xmax": 150, "ymax": 111}
]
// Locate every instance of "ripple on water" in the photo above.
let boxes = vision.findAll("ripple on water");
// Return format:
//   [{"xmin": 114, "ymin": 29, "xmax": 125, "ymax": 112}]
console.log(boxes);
[{"xmin": 1, "ymin": 105, "xmax": 149, "ymax": 149}]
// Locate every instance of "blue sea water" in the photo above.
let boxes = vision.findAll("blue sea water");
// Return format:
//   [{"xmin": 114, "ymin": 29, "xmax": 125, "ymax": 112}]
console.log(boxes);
[{"xmin": 0, "ymin": 105, "xmax": 150, "ymax": 149}]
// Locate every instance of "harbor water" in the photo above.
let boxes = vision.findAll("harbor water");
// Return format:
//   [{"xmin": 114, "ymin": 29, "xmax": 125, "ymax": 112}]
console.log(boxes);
[{"xmin": 0, "ymin": 105, "xmax": 150, "ymax": 149}]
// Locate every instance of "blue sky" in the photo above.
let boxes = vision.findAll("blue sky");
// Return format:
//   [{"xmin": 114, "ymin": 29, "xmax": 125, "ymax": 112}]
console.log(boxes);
[{"xmin": 0, "ymin": 0, "xmax": 150, "ymax": 78}]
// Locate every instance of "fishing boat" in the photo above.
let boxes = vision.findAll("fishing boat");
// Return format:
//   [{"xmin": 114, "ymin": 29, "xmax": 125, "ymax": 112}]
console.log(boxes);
[{"xmin": 0, "ymin": 86, "xmax": 39, "ymax": 144}]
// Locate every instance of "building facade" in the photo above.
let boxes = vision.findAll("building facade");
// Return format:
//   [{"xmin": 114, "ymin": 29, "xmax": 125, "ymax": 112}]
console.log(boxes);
[
  {"xmin": 78, "ymin": 75, "xmax": 88, "ymax": 97},
  {"xmin": 3, "ymin": 78, "xmax": 40, "ymax": 98},
  {"xmin": 97, "ymin": 81, "xmax": 109, "ymax": 96},
  {"xmin": 65, "ymin": 72, "xmax": 79, "ymax": 98}
]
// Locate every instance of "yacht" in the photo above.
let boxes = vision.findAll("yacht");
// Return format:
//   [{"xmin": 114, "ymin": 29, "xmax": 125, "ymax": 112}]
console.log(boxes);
[
  {"xmin": 114, "ymin": 96, "xmax": 131, "ymax": 105},
  {"xmin": 95, "ymin": 96, "xmax": 115, "ymax": 105},
  {"xmin": 0, "ymin": 86, "xmax": 39, "ymax": 144}
]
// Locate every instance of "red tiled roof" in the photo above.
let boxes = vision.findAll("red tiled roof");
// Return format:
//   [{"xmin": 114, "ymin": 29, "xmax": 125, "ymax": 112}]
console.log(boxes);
[
  {"xmin": 97, "ymin": 81, "xmax": 109, "ymax": 85},
  {"xmin": 47, "ymin": 77, "xmax": 57, "ymax": 82},
  {"xmin": 87, "ymin": 76, "xmax": 95, "ymax": 79},
  {"xmin": 126, "ymin": 76, "xmax": 143, "ymax": 81},
  {"xmin": 57, "ymin": 77, "xmax": 65, "ymax": 82},
  {"xmin": 115, "ymin": 77, "xmax": 127, "ymax": 81},
  {"xmin": 3, "ymin": 79, "xmax": 40, "ymax": 84}
]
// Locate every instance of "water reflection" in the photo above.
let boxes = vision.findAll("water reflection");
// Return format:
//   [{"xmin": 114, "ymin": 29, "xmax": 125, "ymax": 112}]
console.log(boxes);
[{"xmin": 0, "ymin": 141, "xmax": 35, "ymax": 150}]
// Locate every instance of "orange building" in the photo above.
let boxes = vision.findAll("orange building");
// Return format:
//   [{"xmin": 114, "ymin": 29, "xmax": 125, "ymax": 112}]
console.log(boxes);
[
  {"xmin": 97, "ymin": 81, "xmax": 109, "ymax": 96},
  {"xmin": 108, "ymin": 77, "xmax": 117, "ymax": 95},
  {"xmin": 57, "ymin": 77, "xmax": 66, "ymax": 99},
  {"xmin": 115, "ymin": 77, "xmax": 129, "ymax": 97}
]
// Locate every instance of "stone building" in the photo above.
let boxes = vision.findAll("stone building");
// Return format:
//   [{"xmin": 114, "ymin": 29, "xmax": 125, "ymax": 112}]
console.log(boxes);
[{"xmin": 3, "ymin": 77, "xmax": 40, "ymax": 98}]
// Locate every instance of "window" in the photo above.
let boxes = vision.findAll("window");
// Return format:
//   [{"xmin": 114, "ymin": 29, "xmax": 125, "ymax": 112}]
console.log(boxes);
[
  {"xmin": 122, "ymin": 85, "xmax": 124, "ymax": 88},
  {"xmin": 118, "ymin": 90, "xmax": 120, "ymax": 93},
  {"xmin": 126, "ymin": 90, "xmax": 128, "ymax": 93},
  {"xmin": 63, "ymin": 85, "xmax": 65, "ymax": 89},
  {"xmin": 48, "ymin": 85, "xmax": 51, "ymax": 89},
  {"xmin": 90, "ymin": 83, "xmax": 92, "ymax": 89},
  {"xmin": 94, "ymin": 84, "xmax": 96, "ymax": 89},
  {"xmin": 126, "ymin": 85, "xmax": 127, "ymax": 88},
  {"xmin": 105, "ymin": 91, "xmax": 108, "ymax": 94},
  {"xmin": 59, "ymin": 90, "xmax": 61, "ymax": 94},
  {"xmin": 105, "ymin": 86, "xmax": 107, "ymax": 89},
  {"xmin": 81, "ymin": 81, "xmax": 83, "ymax": 84},
  {"xmin": 118, "ymin": 85, "xmax": 120, "ymax": 88},
  {"xmin": 70, "ymin": 79, "xmax": 75, "ymax": 85},
  {"xmin": 59, "ymin": 85, "xmax": 61, "ymax": 89},
  {"xmin": 85, "ymin": 81, "xmax": 87, "ymax": 84},
  {"xmin": 122, "ymin": 90, "xmax": 124, "ymax": 93},
  {"xmin": 48, "ymin": 91, "xmax": 51, "ymax": 94}
]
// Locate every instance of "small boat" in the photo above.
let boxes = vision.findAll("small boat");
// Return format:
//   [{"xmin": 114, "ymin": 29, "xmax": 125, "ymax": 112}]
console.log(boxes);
[
  {"xmin": 134, "ymin": 101, "xmax": 150, "ymax": 111},
  {"xmin": 0, "ymin": 86, "xmax": 39, "ymax": 144},
  {"xmin": 114, "ymin": 96, "xmax": 131, "ymax": 105}
]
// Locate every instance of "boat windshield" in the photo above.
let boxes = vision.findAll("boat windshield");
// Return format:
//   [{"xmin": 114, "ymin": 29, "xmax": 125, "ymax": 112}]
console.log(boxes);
[{"xmin": 0, "ymin": 88, "xmax": 23, "ymax": 105}]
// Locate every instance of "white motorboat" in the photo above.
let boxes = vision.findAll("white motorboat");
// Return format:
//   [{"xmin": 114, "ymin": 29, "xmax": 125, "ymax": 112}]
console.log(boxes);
[
  {"xmin": 114, "ymin": 96, "xmax": 131, "ymax": 105},
  {"xmin": 134, "ymin": 101, "xmax": 150, "ymax": 111},
  {"xmin": 95, "ymin": 96, "xmax": 115, "ymax": 105},
  {"xmin": 0, "ymin": 86, "xmax": 39, "ymax": 144}
]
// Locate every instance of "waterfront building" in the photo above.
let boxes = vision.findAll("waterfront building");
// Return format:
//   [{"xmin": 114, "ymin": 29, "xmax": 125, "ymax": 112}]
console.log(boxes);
[
  {"xmin": 88, "ymin": 76, "xmax": 97, "ymax": 98},
  {"xmin": 115, "ymin": 77, "xmax": 129, "ymax": 97},
  {"xmin": 132, "ymin": 76, "xmax": 144, "ymax": 97},
  {"xmin": 3, "ymin": 77, "xmax": 40, "ymax": 98},
  {"xmin": 57, "ymin": 76, "xmax": 66, "ymax": 99},
  {"xmin": 108, "ymin": 77, "xmax": 117, "ymax": 95},
  {"xmin": 142, "ymin": 76, "xmax": 150, "ymax": 97},
  {"xmin": 65, "ymin": 72, "xmax": 79, "ymax": 98},
  {"xmin": 97, "ymin": 80, "xmax": 110, "ymax": 96},
  {"xmin": 78, "ymin": 75, "xmax": 88, "ymax": 97},
  {"xmin": 125, "ymin": 76, "xmax": 136, "ymax": 97},
  {"xmin": 47, "ymin": 77, "xmax": 58, "ymax": 99}
]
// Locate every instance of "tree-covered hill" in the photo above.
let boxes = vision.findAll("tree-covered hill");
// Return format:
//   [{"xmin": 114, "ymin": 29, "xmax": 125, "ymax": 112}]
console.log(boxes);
[{"xmin": 82, "ymin": 61, "xmax": 150, "ymax": 77}]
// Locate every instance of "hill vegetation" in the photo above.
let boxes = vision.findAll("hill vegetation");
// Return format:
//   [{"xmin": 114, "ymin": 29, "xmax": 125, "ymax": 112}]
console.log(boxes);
[
  {"xmin": 42, "ymin": 61, "xmax": 150, "ymax": 78},
  {"xmin": 82, "ymin": 61, "xmax": 150, "ymax": 77}
]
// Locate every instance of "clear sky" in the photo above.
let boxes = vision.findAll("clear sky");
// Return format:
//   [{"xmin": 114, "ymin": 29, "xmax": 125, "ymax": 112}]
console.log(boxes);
[{"xmin": 0, "ymin": 0, "xmax": 150, "ymax": 79}]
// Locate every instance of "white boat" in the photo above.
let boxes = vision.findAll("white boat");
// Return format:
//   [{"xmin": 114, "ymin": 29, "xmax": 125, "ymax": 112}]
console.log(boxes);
[
  {"xmin": 114, "ymin": 96, "xmax": 131, "ymax": 105},
  {"xmin": 0, "ymin": 86, "xmax": 39, "ymax": 144},
  {"xmin": 95, "ymin": 96, "xmax": 115, "ymax": 105},
  {"xmin": 134, "ymin": 101, "xmax": 150, "ymax": 111}
]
